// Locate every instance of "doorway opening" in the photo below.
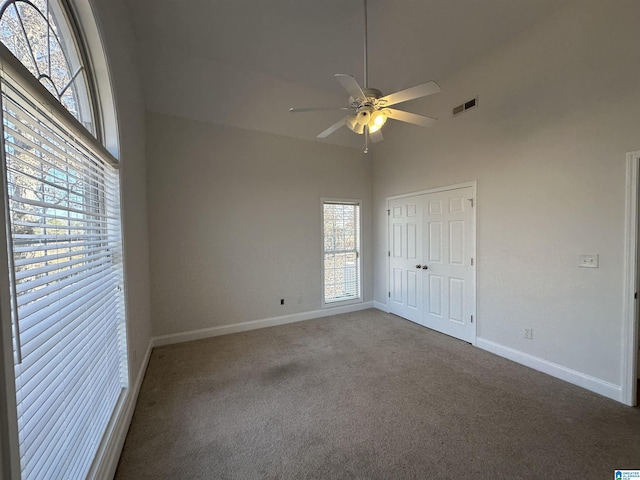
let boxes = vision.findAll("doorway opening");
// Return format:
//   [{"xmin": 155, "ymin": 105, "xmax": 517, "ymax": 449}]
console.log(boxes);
[{"xmin": 623, "ymin": 151, "xmax": 640, "ymax": 406}]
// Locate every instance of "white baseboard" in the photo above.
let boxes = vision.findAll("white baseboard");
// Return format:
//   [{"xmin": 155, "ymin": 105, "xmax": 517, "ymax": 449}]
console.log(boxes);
[
  {"xmin": 152, "ymin": 301, "xmax": 375, "ymax": 347},
  {"xmin": 373, "ymin": 301, "xmax": 388, "ymax": 312},
  {"xmin": 476, "ymin": 338, "xmax": 623, "ymax": 403},
  {"xmin": 90, "ymin": 340, "xmax": 153, "ymax": 480}
]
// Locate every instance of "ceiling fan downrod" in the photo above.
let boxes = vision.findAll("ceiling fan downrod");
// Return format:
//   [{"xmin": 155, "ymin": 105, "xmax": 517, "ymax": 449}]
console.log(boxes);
[
  {"xmin": 362, "ymin": 0, "xmax": 370, "ymax": 154},
  {"xmin": 363, "ymin": 0, "xmax": 368, "ymax": 89}
]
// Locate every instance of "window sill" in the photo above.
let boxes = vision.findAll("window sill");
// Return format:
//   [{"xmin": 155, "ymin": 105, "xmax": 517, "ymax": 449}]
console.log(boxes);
[{"xmin": 321, "ymin": 297, "xmax": 363, "ymax": 309}]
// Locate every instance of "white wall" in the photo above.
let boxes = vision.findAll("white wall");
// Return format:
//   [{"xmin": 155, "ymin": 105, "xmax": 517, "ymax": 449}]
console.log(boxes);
[
  {"xmin": 147, "ymin": 112, "xmax": 372, "ymax": 337},
  {"xmin": 373, "ymin": 0, "xmax": 640, "ymax": 394}
]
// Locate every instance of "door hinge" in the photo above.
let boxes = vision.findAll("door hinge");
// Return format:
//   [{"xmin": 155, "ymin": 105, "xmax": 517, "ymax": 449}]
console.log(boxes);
[
  {"xmin": 468, "ymin": 198, "xmax": 474, "ymax": 208},
  {"xmin": 471, "ymin": 315, "xmax": 474, "ymax": 323},
  {"xmin": 387, "ymin": 209, "xmax": 390, "ymax": 216},
  {"xmin": 388, "ymin": 292, "xmax": 391, "ymax": 298},
  {"xmin": 388, "ymin": 251, "xmax": 391, "ymax": 257},
  {"xmin": 471, "ymin": 258, "xmax": 474, "ymax": 266},
  {"xmin": 635, "ymin": 292, "xmax": 638, "ymax": 300}
]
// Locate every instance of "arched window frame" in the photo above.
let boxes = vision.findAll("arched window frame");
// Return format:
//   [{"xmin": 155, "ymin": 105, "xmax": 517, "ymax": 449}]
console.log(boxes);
[
  {"xmin": 0, "ymin": 1, "xmax": 117, "ymax": 161},
  {"xmin": 0, "ymin": 0, "xmax": 103, "ymax": 141}
]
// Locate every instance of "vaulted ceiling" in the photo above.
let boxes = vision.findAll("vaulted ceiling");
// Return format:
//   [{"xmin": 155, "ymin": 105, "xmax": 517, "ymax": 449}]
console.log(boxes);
[{"xmin": 125, "ymin": 0, "xmax": 570, "ymax": 148}]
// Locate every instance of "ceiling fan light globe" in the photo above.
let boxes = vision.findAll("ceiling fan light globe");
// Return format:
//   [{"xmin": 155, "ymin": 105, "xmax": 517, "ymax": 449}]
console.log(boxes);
[
  {"xmin": 371, "ymin": 110, "xmax": 387, "ymax": 127},
  {"xmin": 346, "ymin": 115, "xmax": 365, "ymax": 134},
  {"xmin": 356, "ymin": 112, "xmax": 370, "ymax": 126},
  {"xmin": 369, "ymin": 123, "xmax": 381, "ymax": 133},
  {"xmin": 356, "ymin": 106, "xmax": 373, "ymax": 126}
]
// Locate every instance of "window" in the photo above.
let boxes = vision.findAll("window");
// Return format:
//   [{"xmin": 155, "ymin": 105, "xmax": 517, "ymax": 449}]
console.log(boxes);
[
  {"xmin": 0, "ymin": 1, "xmax": 127, "ymax": 479},
  {"xmin": 0, "ymin": 0, "xmax": 95, "ymax": 134},
  {"xmin": 322, "ymin": 200, "xmax": 361, "ymax": 305}
]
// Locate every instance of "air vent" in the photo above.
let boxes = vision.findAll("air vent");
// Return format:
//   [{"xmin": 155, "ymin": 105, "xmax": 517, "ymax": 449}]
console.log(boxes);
[{"xmin": 452, "ymin": 96, "xmax": 478, "ymax": 117}]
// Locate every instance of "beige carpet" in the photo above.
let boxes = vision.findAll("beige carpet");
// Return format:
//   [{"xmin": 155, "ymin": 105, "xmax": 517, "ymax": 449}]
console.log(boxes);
[{"xmin": 115, "ymin": 309, "xmax": 640, "ymax": 479}]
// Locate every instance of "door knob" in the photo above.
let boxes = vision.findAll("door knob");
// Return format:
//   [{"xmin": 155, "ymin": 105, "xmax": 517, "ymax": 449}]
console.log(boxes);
[
  {"xmin": 415, "ymin": 264, "xmax": 422, "ymax": 269},
  {"xmin": 422, "ymin": 265, "xmax": 428, "ymax": 270}
]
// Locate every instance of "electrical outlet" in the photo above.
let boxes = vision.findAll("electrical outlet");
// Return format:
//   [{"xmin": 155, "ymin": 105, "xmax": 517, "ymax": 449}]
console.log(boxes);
[
  {"xmin": 578, "ymin": 254, "xmax": 599, "ymax": 268},
  {"xmin": 524, "ymin": 328, "xmax": 533, "ymax": 340}
]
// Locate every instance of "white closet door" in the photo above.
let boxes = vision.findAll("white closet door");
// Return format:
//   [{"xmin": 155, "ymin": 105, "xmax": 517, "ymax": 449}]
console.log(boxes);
[
  {"xmin": 388, "ymin": 197, "xmax": 424, "ymax": 325},
  {"xmin": 388, "ymin": 186, "xmax": 476, "ymax": 343},
  {"xmin": 422, "ymin": 187, "xmax": 475, "ymax": 343}
]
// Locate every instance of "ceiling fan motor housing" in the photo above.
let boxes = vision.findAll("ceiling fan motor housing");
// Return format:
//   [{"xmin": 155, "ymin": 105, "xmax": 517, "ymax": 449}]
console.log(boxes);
[
  {"xmin": 350, "ymin": 87, "xmax": 383, "ymax": 108},
  {"xmin": 363, "ymin": 87, "xmax": 382, "ymax": 100}
]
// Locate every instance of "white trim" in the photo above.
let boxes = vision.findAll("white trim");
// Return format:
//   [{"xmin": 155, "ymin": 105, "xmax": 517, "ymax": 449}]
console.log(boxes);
[
  {"xmin": 386, "ymin": 200, "xmax": 390, "ymax": 324},
  {"xmin": 153, "ymin": 302, "xmax": 374, "ymax": 347},
  {"xmin": 88, "ymin": 339, "xmax": 153, "ymax": 480},
  {"xmin": 373, "ymin": 301, "xmax": 388, "ymax": 312},
  {"xmin": 68, "ymin": 0, "xmax": 120, "ymax": 158},
  {"xmin": 476, "ymin": 338, "xmax": 623, "ymax": 402},
  {"xmin": 0, "ymin": 102, "xmax": 20, "ymax": 478},
  {"xmin": 387, "ymin": 181, "xmax": 477, "ymax": 201},
  {"xmin": 470, "ymin": 182, "xmax": 478, "ymax": 345},
  {"xmin": 322, "ymin": 297, "xmax": 364, "ymax": 309},
  {"xmin": 622, "ymin": 151, "xmax": 640, "ymax": 406}
]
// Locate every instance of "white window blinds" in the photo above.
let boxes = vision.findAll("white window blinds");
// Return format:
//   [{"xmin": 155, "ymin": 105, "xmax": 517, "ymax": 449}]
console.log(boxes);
[
  {"xmin": 0, "ymin": 73, "xmax": 127, "ymax": 480},
  {"xmin": 322, "ymin": 200, "xmax": 361, "ymax": 304}
]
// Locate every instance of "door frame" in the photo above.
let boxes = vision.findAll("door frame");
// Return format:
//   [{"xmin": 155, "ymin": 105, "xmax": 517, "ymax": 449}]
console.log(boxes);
[
  {"xmin": 386, "ymin": 181, "xmax": 478, "ymax": 345},
  {"xmin": 622, "ymin": 151, "xmax": 639, "ymax": 406}
]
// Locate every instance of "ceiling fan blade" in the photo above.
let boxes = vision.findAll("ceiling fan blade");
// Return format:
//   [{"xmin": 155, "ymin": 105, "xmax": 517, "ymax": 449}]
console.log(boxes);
[
  {"xmin": 379, "ymin": 81, "xmax": 441, "ymax": 107},
  {"xmin": 317, "ymin": 117, "xmax": 347, "ymax": 138},
  {"xmin": 369, "ymin": 129, "xmax": 384, "ymax": 143},
  {"xmin": 289, "ymin": 106, "xmax": 349, "ymax": 113},
  {"xmin": 335, "ymin": 74, "xmax": 365, "ymax": 100},
  {"xmin": 386, "ymin": 108, "xmax": 437, "ymax": 128}
]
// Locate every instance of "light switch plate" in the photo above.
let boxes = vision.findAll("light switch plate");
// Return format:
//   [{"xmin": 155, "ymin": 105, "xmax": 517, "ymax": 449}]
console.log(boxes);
[{"xmin": 579, "ymin": 254, "xmax": 599, "ymax": 268}]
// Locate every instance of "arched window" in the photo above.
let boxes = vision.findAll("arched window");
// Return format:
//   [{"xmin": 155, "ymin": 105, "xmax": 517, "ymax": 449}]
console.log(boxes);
[
  {"xmin": 0, "ymin": 1, "xmax": 127, "ymax": 479},
  {"xmin": 0, "ymin": 0, "xmax": 95, "ymax": 133}
]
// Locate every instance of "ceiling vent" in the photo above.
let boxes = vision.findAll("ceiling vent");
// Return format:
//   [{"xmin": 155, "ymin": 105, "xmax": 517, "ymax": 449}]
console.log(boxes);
[{"xmin": 452, "ymin": 96, "xmax": 478, "ymax": 117}]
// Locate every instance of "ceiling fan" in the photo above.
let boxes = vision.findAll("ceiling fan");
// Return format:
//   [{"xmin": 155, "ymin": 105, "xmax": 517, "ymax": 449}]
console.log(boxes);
[{"xmin": 289, "ymin": 0, "xmax": 441, "ymax": 153}]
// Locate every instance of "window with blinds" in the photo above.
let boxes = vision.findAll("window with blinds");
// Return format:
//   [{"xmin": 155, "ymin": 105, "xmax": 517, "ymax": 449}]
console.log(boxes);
[
  {"xmin": 322, "ymin": 200, "xmax": 361, "ymax": 305},
  {"xmin": 1, "ymin": 72, "xmax": 127, "ymax": 479}
]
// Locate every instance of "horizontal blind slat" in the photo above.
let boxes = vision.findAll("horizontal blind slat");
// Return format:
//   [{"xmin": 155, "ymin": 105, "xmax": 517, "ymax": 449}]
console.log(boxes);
[
  {"xmin": 3, "ymin": 95, "xmax": 112, "ymax": 177},
  {"xmin": 20, "ymin": 298, "xmax": 119, "ymax": 413},
  {"xmin": 17, "ymin": 260, "xmax": 117, "ymax": 316},
  {"xmin": 15, "ymin": 249, "xmax": 114, "ymax": 280},
  {"xmin": 23, "ymin": 274, "xmax": 118, "ymax": 352},
  {"xmin": 17, "ymin": 287, "xmax": 119, "ymax": 384},
  {"xmin": 3, "ymin": 140, "xmax": 113, "ymax": 193},
  {"xmin": 15, "ymin": 254, "xmax": 116, "ymax": 295},
  {"xmin": 21, "ymin": 296, "xmax": 121, "ymax": 474}
]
